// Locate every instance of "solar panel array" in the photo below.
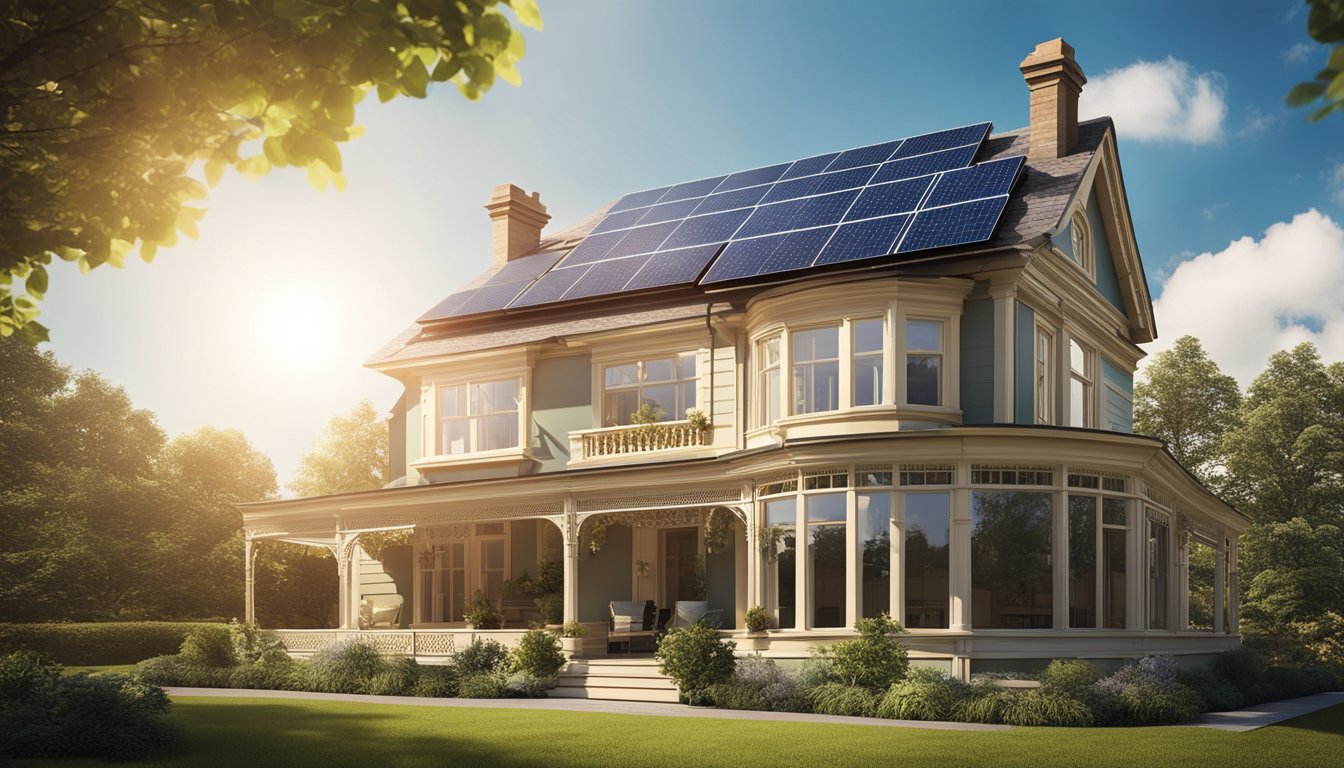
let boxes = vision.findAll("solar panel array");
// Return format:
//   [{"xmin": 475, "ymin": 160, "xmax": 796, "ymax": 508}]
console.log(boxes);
[{"xmin": 420, "ymin": 121, "xmax": 1026, "ymax": 323}]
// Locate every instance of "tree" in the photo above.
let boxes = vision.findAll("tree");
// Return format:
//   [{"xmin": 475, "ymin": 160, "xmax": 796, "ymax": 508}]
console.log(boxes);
[
  {"xmin": 1239, "ymin": 517, "xmax": 1344, "ymax": 663},
  {"xmin": 0, "ymin": 0, "xmax": 542, "ymax": 343},
  {"xmin": 1287, "ymin": 0, "xmax": 1344, "ymax": 120},
  {"xmin": 1133, "ymin": 336, "xmax": 1242, "ymax": 484},
  {"xmin": 290, "ymin": 399, "xmax": 389, "ymax": 497},
  {"xmin": 1221, "ymin": 343, "xmax": 1344, "ymax": 524}
]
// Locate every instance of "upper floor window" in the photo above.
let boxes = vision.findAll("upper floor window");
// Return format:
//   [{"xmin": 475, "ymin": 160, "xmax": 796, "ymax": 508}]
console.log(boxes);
[
  {"xmin": 602, "ymin": 354, "xmax": 696, "ymax": 426},
  {"xmin": 905, "ymin": 319, "xmax": 943, "ymax": 406},
  {"xmin": 853, "ymin": 319, "xmax": 884, "ymax": 407},
  {"xmin": 1068, "ymin": 211, "xmax": 1093, "ymax": 274},
  {"xmin": 1069, "ymin": 339, "xmax": 1094, "ymax": 428},
  {"xmin": 760, "ymin": 337, "xmax": 782, "ymax": 424},
  {"xmin": 1035, "ymin": 325, "xmax": 1054, "ymax": 424},
  {"xmin": 793, "ymin": 326, "xmax": 840, "ymax": 414},
  {"xmin": 440, "ymin": 379, "xmax": 520, "ymax": 454}
]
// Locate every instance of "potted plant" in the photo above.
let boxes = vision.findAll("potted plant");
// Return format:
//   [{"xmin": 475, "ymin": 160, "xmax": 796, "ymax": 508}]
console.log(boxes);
[
  {"xmin": 742, "ymin": 605, "xmax": 771, "ymax": 651},
  {"xmin": 463, "ymin": 590, "xmax": 502, "ymax": 630},
  {"xmin": 536, "ymin": 593, "xmax": 563, "ymax": 627},
  {"xmin": 559, "ymin": 620, "xmax": 586, "ymax": 656}
]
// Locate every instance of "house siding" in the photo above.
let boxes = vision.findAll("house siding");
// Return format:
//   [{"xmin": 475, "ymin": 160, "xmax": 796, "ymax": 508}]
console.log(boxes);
[
  {"xmin": 959, "ymin": 295, "xmax": 995, "ymax": 425},
  {"xmin": 1090, "ymin": 201, "xmax": 1125, "ymax": 313},
  {"xmin": 706, "ymin": 333, "xmax": 737, "ymax": 443},
  {"xmin": 388, "ymin": 389, "xmax": 407, "ymax": 481},
  {"xmin": 579, "ymin": 524, "xmax": 632, "ymax": 622},
  {"xmin": 1014, "ymin": 302, "xmax": 1035, "ymax": 424},
  {"xmin": 531, "ymin": 354, "xmax": 592, "ymax": 473},
  {"xmin": 707, "ymin": 528, "xmax": 737, "ymax": 629},
  {"xmin": 1102, "ymin": 358, "xmax": 1134, "ymax": 433},
  {"xmin": 404, "ymin": 375, "xmax": 422, "ymax": 479},
  {"xmin": 357, "ymin": 544, "xmax": 413, "ymax": 628}
]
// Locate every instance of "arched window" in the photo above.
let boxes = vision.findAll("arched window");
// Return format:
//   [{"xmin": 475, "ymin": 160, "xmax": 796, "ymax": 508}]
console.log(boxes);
[{"xmin": 1068, "ymin": 210, "xmax": 1093, "ymax": 274}]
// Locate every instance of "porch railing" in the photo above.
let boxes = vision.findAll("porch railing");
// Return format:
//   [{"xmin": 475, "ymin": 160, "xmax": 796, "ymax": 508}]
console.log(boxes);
[
  {"xmin": 572, "ymin": 420, "xmax": 710, "ymax": 460},
  {"xmin": 272, "ymin": 629, "xmax": 528, "ymax": 657}
]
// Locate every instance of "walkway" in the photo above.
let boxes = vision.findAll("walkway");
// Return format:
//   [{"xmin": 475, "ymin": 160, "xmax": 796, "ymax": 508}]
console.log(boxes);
[{"xmin": 165, "ymin": 687, "xmax": 1344, "ymax": 732}]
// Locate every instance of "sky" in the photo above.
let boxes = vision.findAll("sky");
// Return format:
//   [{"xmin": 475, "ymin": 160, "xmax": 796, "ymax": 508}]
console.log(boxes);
[{"xmin": 33, "ymin": 0, "xmax": 1344, "ymax": 491}]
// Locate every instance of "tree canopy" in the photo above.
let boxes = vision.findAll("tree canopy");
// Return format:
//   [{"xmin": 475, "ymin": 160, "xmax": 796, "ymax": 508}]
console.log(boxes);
[
  {"xmin": 1287, "ymin": 0, "xmax": 1344, "ymax": 120},
  {"xmin": 0, "ymin": 0, "xmax": 541, "ymax": 343},
  {"xmin": 290, "ymin": 399, "xmax": 390, "ymax": 497},
  {"xmin": 1133, "ymin": 336, "xmax": 1241, "ymax": 485}
]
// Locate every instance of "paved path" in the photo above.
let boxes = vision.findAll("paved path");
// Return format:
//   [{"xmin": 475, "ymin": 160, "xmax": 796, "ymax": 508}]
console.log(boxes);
[
  {"xmin": 1184, "ymin": 691, "xmax": 1344, "ymax": 732},
  {"xmin": 165, "ymin": 687, "xmax": 1009, "ymax": 731},
  {"xmin": 166, "ymin": 687, "xmax": 1344, "ymax": 733}
]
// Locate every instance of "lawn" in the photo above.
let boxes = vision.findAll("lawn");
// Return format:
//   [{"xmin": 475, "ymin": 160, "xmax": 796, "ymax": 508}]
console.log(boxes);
[{"xmin": 14, "ymin": 697, "xmax": 1344, "ymax": 768}]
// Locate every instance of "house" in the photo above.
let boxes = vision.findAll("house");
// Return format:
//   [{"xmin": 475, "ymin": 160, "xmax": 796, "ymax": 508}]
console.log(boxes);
[{"xmin": 239, "ymin": 39, "xmax": 1249, "ymax": 680}]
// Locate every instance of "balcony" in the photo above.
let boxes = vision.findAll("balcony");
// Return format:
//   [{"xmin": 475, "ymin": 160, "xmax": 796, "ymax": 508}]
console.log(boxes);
[{"xmin": 569, "ymin": 419, "xmax": 711, "ymax": 464}]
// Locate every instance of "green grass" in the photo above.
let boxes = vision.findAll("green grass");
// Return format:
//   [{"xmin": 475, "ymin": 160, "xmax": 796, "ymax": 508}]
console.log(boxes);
[
  {"xmin": 60, "ymin": 664, "xmax": 138, "ymax": 676},
  {"xmin": 14, "ymin": 697, "xmax": 1344, "ymax": 768}
]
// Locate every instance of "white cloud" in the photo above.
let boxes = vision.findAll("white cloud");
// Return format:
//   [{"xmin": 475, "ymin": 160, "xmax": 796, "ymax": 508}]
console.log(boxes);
[
  {"xmin": 1330, "ymin": 162, "xmax": 1344, "ymax": 205},
  {"xmin": 1283, "ymin": 42, "xmax": 1317, "ymax": 65},
  {"xmin": 1079, "ymin": 57, "xmax": 1227, "ymax": 145},
  {"xmin": 1202, "ymin": 202, "xmax": 1229, "ymax": 222},
  {"xmin": 1145, "ymin": 210, "xmax": 1344, "ymax": 386}
]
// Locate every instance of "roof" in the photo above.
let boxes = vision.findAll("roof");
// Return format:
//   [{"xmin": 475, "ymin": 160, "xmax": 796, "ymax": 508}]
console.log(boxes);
[{"xmin": 368, "ymin": 119, "xmax": 1113, "ymax": 369}]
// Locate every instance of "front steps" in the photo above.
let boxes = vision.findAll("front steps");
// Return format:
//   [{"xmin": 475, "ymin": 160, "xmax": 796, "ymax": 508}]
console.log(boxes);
[{"xmin": 552, "ymin": 658, "xmax": 680, "ymax": 703}]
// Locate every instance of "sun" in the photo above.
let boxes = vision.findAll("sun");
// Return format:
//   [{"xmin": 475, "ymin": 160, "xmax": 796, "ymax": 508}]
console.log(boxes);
[{"xmin": 250, "ymin": 289, "xmax": 337, "ymax": 369}]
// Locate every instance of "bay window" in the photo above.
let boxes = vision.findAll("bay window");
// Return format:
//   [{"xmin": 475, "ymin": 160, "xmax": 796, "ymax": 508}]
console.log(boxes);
[
  {"xmin": 602, "ymin": 353, "xmax": 697, "ymax": 427},
  {"xmin": 971, "ymin": 490, "xmax": 1053, "ymax": 629},
  {"xmin": 792, "ymin": 327, "xmax": 840, "ymax": 414},
  {"xmin": 905, "ymin": 318, "xmax": 943, "ymax": 406},
  {"xmin": 765, "ymin": 497, "xmax": 798, "ymax": 629},
  {"xmin": 853, "ymin": 319, "xmax": 884, "ymax": 407},
  {"xmin": 858, "ymin": 491, "xmax": 892, "ymax": 619},
  {"xmin": 904, "ymin": 492, "xmax": 950, "ymax": 628},
  {"xmin": 760, "ymin": 337, "xmax": 781, "ymax": 424},
  {"xmin": 439, "ymin": 379, "xmax": 520, "ymax": 454},
  {"xmin": 807, "ymin": 492, "xmax": 847, "ymax": 628},
  {"xmin": 1067, "ymin": 474, "xmax": 1128, "ymax": 629}
]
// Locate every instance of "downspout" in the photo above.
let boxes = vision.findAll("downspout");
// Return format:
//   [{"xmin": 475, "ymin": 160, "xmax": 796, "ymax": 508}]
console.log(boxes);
[{"xmin": 705, "ymin": 304, "xmax": 716, "ymax": 427}]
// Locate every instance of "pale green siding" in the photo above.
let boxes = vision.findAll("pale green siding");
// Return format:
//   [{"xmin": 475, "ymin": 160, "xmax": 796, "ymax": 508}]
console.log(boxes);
[
  {"xmin": 706, "ymin": 531, "xmax": 737, "ymax": 629},
  {"xmin": 357, "ymin": 544, "xmax": 413, "ymax": 629},
  {"xmin": 531, "ymin": 354, "xmax": 592, "ymax": 473},
  {"xmin": 959, "ymin": 295, "xmax": 995, "ymax": 424},
  {"xmin": 578, "ymin": 524, "xmax": 632, "ymax": 622},
  {"xmin": 1014, "ymin": 303, "xmax": 1035, "ymax": 424},
  {"xmin": 510, "ymin": 520, "xmax": 540, "ymax": 580},
  {"xmin": 1102, "ymin": 358, "xmax": 1134, "ymax": 433}
]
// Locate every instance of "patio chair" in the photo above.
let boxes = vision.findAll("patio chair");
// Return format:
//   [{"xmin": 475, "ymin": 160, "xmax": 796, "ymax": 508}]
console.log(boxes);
[
  {"xmin": 358, "ymin": 594, "xmax": 404, "ymax": 629},
  {"xmin": 670, "ymin": 600, "xmax": 709, "ymax": 629},
  {"xmin": 608, "ymin": 600, "xmax": 656, "ymax": 653}
]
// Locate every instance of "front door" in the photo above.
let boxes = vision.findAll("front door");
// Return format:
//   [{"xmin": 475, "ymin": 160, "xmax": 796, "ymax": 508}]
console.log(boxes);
[{"xmin": 661, "ymin": 527, "xmax": 700, "ymax": 608}]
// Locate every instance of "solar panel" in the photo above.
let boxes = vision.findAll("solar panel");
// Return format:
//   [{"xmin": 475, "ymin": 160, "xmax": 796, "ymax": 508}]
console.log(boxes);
[{"xmin": 429, "ymin": 120, "xmax": 1026, "ymax": 317}]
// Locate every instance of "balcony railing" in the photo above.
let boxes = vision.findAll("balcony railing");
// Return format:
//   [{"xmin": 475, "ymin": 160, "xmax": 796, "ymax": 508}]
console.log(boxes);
[{"xmin": 573, "ymin": 419, "xmax": 710, "ymax": 460}]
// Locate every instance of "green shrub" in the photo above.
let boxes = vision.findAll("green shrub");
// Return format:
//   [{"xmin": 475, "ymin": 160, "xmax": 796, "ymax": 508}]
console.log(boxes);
[
  {"xmin": 797, "ymin": 652, "xmax": 841, "ymax": 690},
  {"xmin": 1040, "ymin": 659, "xmax": 1099, "ymax": 695},
  {"xmin": 1301, "ymin": 664, "xmax": 1341, "ymax": 693},
  {"xmin": 179, "ymin": 624, "xmax": 237, "ymax": 667},
  {"xmin": 228, "ymin": 620, "xmax": 290, "ymax": 667},
  {"xmin": 808, "ymin": 683, "xmax": 879, "ymax": 717},
  {"xmin": 458, "ymin": 672, "xmax": 508, "ymax": 698},
  {"xmin": 877, "ymin": 667, "xmax": 967, "ymax": 721},
  {"xmin": 1118, "ymin": 681, "xmax": 1203, "ymax": 724},
  {"xmin": 0, "ymin": 622, "xmax": 228, "ymax": 665},
  {"xmin": 308, "ymin": 638, "xmax": 389, "ymax": 693},
  {"xmin": 503, "ymin": 672, "xmax": 549, "ymax": 698},
  {"xmin": 365, "ymin": 670, "xmax": 415, "ymax": 696},
  {"xmin": 707, "ymin": 657, "xmax": 806, "ymax": 712},
  {"xmin": 226, "ymin": 663, "xmax": 301, "ymax": 691},
  {"xmin": 744, "ymin": 605, "xmax": 771, "ymax": 633},
  {"xmin": 133, "ymin": 655, "xmax": 232, "ymax": 688},
  {"xmin": 954, "ymin": 682, "xmax": 1013, "ymax": 724},
  {"xmin": 999, "ymin": 688, "xmax": 1094, "ymax": 727},
  {"xmin": 457, "ymin": 638, "xmax": 508, "ymax": 676},
  {"xmin": 1214, "ymin": 647, "xmax": 1278, "ymax": 704},
  {"xmin": 1266, "ymin": 666, "xmax": 1313, "ymax": 698},
  {"xmin": 0, "ymin": 653, "xmax": 177, "ymax": 760},
  {"xmin": 1176, "ymin": 665, "xmax": 1245, "ymax": 712},
  {"xmin": 414, "ymin": 664, "xmax": 461, "ymax": 698},
  {"xmin": 560, "ymin": 620, "xmax": 586, "ymax": 638},
  {"xmin": 828, "ymin": 614, "xmax": 909, "ymax": 692},
  {"xmin": 508, "ymin": 629, "xmax": 567, "ymax": 680},
  {"xmin": 535, "ymin": 594, "xmax": 564, "ymax": 625},
  {"xmin": 654, "ymin": 623, "xmax": 736, "ymax": 695}
]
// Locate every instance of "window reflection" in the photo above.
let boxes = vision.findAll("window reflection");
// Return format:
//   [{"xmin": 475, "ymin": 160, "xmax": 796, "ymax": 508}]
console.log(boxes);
[{"xmin": 972, "ymin": 491, "xmax": 1053, "ymax": 629}]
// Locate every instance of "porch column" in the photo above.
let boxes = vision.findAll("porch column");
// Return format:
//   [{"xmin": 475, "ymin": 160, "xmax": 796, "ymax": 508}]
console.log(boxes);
[
  {"xmin": 950, "ymin": 478, "xmax": 973, "ymax": 632},
  {"xmin": 1227, "ymin": 538, "xmax": 1240, "ymax": 635},
  {"xmin": 1052, "ymin": 487, "xmax": 1068, "ymax": 630},
  {"xmin": 244, "ymin": 536, "xmax": 256, "ymax": 624},
  {"xmin": 561, "ymin": 499, "xmax": 579, "ymax": 624},
  {"xmin": 1213, "ymin": 534, "xmax": 1226, "ymax": 635}
]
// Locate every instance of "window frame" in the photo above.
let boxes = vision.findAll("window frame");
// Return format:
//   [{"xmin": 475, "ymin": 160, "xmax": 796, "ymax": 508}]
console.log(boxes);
[
  {"xmin": 437, "ymin": 377, "xmax": 522, "ymax": 456},
  {"xmin": 851, "ymin": 317, "xmax": 886, "ymax": 409},
  {"xmin": 791, "ymin": 324, "xmax": 842, "ymax": 416},
  {"xmin": 1068, "ymin": 209, "xmax": 1095, "ymax": 277},
  {"xmin": 1035, "ymin": 324, "xmax": 1055, "ymax": 425},
  {"xmin": 1069, "ymin": 338, "xmax": 1096, "ymax": 429},
  {"xmin": 600, "ymin": 352, "xmax": 698, "ymax": 427},
  {"xmin": 904, "ymin": 317, "xmax": 944, "ymax": 407}
]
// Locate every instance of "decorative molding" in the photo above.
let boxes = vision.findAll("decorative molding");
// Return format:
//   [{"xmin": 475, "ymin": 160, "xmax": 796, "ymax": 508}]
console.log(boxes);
[{"xmin": 575, "ymin": 487, "xmax": 742, "ymax": 513}]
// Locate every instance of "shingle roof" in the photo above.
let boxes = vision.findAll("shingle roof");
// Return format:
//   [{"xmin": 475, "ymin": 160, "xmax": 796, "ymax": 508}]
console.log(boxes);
[{"xmin": 368, "ymin": 119, "xmax": 1112, "ymax": 369}]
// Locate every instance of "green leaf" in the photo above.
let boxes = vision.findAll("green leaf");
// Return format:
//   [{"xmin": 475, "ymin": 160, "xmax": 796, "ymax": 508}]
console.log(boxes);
[
  {"xmin": 1310, "ymin": 102, "xmax": 1338, "ymax": 121},
  {"xmin": 1325, "ymin": 70, "xmax": 1344, "ymax": 102},
  {"xmin": 205, "ymin": 157, "xmax": 226, "ymax": 187},
  {"xmin": 141, "ymin": 240, "xmax": 158, "ymax": 263},
  {"xmin": 306, "ymin": 160, "xmax": 333, "ymax": 191},
  {"xmin": 510, "ymin": 0, "xmax": 544, "ymax": 30},
  {"xmin": 25, "ymin": 264, "xmax": 47, "ymax": 299},
  {"xmin": 1330, "ymin": 45, "xmax": 1344, "ymax": 71},
  {"xmin": 1288, "ymin": 80, "xmax": 1327, "ymax": 106},
  {"xmin": 17, "ymin": 319, "xmax": 49, "ymax": 345},
  {"xmin": 431, "ymin": 56, "xmax": 460, "ymax": 82},
  {"xmin": 402, "ymin": 57, "xmax": 429, "ymax": 98}
]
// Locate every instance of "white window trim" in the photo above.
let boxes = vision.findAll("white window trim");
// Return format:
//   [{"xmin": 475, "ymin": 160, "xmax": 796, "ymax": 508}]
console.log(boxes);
[
  {"xmin": 903, "ymin": 316, "xmax": 946, "ymax": 408},
  {"xmin": 599, "ymin": 352, "xmax": 698, "ymax": 427},
  {"xmin": 1035, "ymin": 323, "xmax": 1055, "ymax": 425},
  {"xmin": 1069, "ymin": 338, "xmax": 1096, "ymax": 429},
  {"xmin": 415, "ymin": 523, "xmax": 513, "ymax": 626},
  {"xmin": 416, "ymin": 353, "xmax": 532, "ymax": 465}
]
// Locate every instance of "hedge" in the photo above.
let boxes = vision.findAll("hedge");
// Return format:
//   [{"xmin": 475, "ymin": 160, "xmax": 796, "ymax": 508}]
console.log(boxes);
[{"xmin": 0, "ymin": 622, "xmax": 229, "ymax": 665}]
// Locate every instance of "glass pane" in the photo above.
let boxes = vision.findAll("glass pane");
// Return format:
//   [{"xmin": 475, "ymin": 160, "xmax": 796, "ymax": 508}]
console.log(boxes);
[
  {"xmin": 603, "ymin": 390, "xmax": 640, "ymax": 427},
  {"xmin": 439, "ymin": 385, "xmax": 464, "ymax": 418},
  {"xmin": 679, "ymin": 381, "xmax": 696, "ymax": 414},
  {"xmin": 1148, "ymin": 518, "xmax": 1169, "ymax": 629},
  {"xmin": 907, "ymin": 355, "xmax": 941, "ymax": 406},
  {"xmin": 1070, "ymin": 339, "xmax": 1086, "ymax": 374},
  {"xmin": 763, "ymin": 337, "xmax": 780, "ymax": 367},
  {"xmin": 1104, "ymin": 527, "xmax": 1126, "ymax": 629},
  {"xmin": 854, "ymin": 355, "xmax": 882, "ymax": 407},
  {"xmin": 677, "ymin": 354, "xmax": 697, "ymax": 379},
  {"xmin": 905, "ymin": 492, "xmax": 950, "ymax": 628},
  {"xmin": 644, "ymin": 357, "xmax": 676, "ymax": 382},
  {"xmin": 605, "ymin": 363, "xmax": 638, "ymax": 388},
  {"xmin": 473, "ymin": 379, "xmax": 518, "ymax": 415},
  {"xmin": 854, "ymin": 319, "xmax": 884, "ymax": 354},
  {"xmin": 1103, "ymin": 497, "xmax": 1126, "ymax": 526},
  {"xmin": 794, "ymin": 327, "xmax": 839, "ymax": 362},
  {"xmin": 1068, "ymin": 495, "xmax": 1097, "ymax": 628},
  {"xmin": 907, "ymin": 319, "xmax": 942, "ymax": 352},
  {"xmin": 477, "ymin": 413, "xmax": 518, "ymax": 451},
  {"xmin": 1188, "ymin": 539, "xmax": 1215, "ymax": 631},
  {"xmin": 765, "ymin": 368, "xmax": 780, "ymax": 423},
  {"xmin": 807, "ymin": 493, "xmax": 846, "ymax": 523},
  {"xmin": 971, "ymin": 491, "xmax": 1053, "ymax": 629},
  {"xmin": 640, "ymin": 384, "xmax": 676, "ymax": 419},
  {"xmin": 859, "ymin": 493, "xmax": 891, "ymax": 619},
  {"xmin": 1070, "ymin": 378, "xmax": 1086, "ymax": 427},
  {"xmin": 795, "ymin": 360, "xmax": 839, "ymax": 414},
  {"xmin": 811, "ymin": 522, "xmax": 846, "ymax": 628},
  {"xmin": 765, "ymin": 498, "xmax": 797, "ymax": 527},
  {"xmin": 776, "ymin": 530, "xmax": 796, "ymax": 629},
  {"xmin": 442, "ymin": 420, "xmax": 469, "ymax": 455}
]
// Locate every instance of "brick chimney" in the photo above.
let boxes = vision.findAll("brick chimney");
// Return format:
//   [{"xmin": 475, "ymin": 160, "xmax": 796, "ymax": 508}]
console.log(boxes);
[
  {"xmin": 1019, "ymin": 38, "xmax": 1086, "ymax": 160},
  {"xmin": 485, "ymin": 184, "xmax": 550, "ymax": 265}
]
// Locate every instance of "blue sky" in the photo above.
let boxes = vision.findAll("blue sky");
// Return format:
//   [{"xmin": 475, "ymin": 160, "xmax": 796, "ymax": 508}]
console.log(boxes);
[{"xmin": 36, "ymin": 0, "xmax": 1344, "ymax": 489}]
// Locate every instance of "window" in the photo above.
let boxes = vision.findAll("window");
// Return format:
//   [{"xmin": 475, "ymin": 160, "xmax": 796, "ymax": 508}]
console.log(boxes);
[
  {"xmin": 1188, "ymin": 538, "xmax": 1216, "ymax": 631},
  {"xmin": 1068, "ymin": 495, "xmax": 1127, "ymax": 629},
  {"xmin": 807, "ymin": 493, "xmax": 847, "ymax": 628},
  {"xmin": 1068, "ymin": 211, "xmax": 1092, "ymax": 271},
  {"xmin": 603, "ymin": 354, "xmax": 696, "ymax": 427},
  {"xmin": 1035, "ymin": 326, "xmax": 1054, "ymax": 424},
  {"xmin": 859, "ymin": 492, "xmax": 891, "ymax": 619},
  {"xmin": 905, "ymin": 492, "xmax": 950, "ymax": 628},
  {"xmin": 765, "ymin": 498, "xmax": 798, "ymax": 629},
  {"xmin": 1069, "ymin": 339, "xmax": 1094, "ymax": 428},
  {"xmin": 1147, "ymin": 514, "xmax": 1169, "ymax": 629},
  {"xmin": 421, "ymin": 542, "xmax": 467, "ymax": 623},
  {"xmin": 439, "ymin": 379, "xmax": 520, "ymax": 454},
  {"xmin": 760, "ymin": 337, "xmax": 781, "ymax": 424},
  {"xmin": 906, "ymin": 319, "xmax": 943, "ymax": 406},
  {"xmin": 853, "ymin": 319, "xmax": 884, "ymax": 407},
  {"xmin": 972, "ymin": 491, "xmax": 1053, "ymax": 629},
  {"xmin": 792, "ymin": 327, "xmax": 840, "ymax": 414}
]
